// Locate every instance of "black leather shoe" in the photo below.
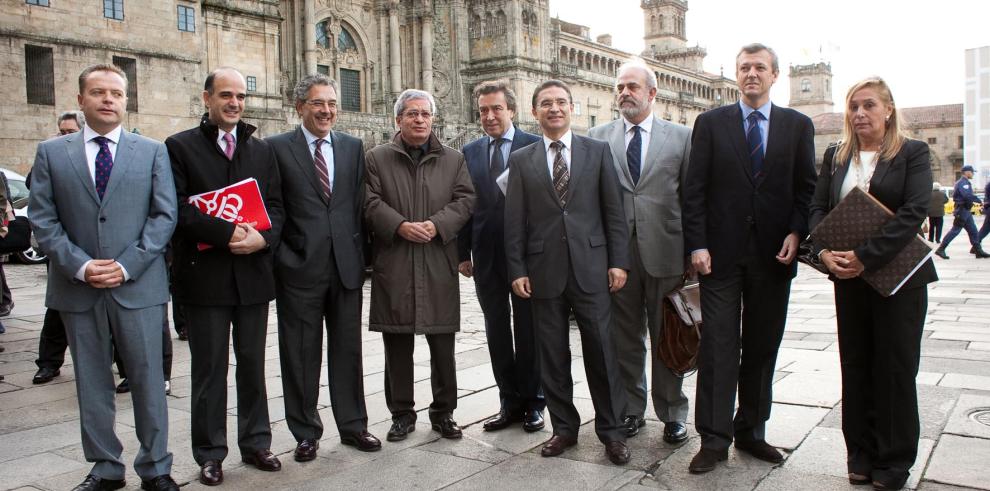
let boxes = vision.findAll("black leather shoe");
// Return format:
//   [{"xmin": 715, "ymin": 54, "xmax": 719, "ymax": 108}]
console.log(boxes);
[
  {"xmin": 33, "ymin": 367, "xmax": 61, "ymax": 384},
  {"xmin": 848, "ymin": 472, "xmax": 871, "ymax": 485},
  {"xmin": 72, "ymin": 474, "xmax": 125, "ymax": 491},
  {"xmin": 663, "ymin": 421, "xmax": 688, "ymax": 444},
  {"xmin": 689, "ymin": 448, "xmax": 728, "ymax": 473},
  {"xmin": 341, "ymin": 430, "xmax": 382, "ymax": 452},
  {"xmin": 623, "ymin": 415, "xmax": 646, "ymax": 437},
  {"xmin": 482, "ymin": 409, "xmax": 522, "ymax": 431},
  {"xmin": 975, "ymin": 247, "xmax": 990, "ymax": 258},
  {"xmin": 115, "ymin": 379, "xmax": 130, "ymax": 394},
  {"xmin": 541, "ymin": 435, "xmax": 577, "ymax": 457},
  {"xmin": 605, "ymin": 440, "xmax": 630, "ymax": 465},
  {"xmin": 177, "ymin": 327, "xmax": 188, "ymax": 341},
  {"xmin": 199, "ymin": 460, "xmax": 223, "ymax": 486},
  {"xmin": 294, "ymin": 439, "xmax": 319, "ymax": 462},
  {"xmin": 387, "ymin": 417, "xmax": 416, "ymax": 441},
  {"xmin": 734, "ymin": 439, "xmax": 784, "ymax": 463},
  {"xmin": 432, "ymin": 417, "xmax": 463, "ymax": 439},
  {"xmin": 241, "ymin": 449, "xmax": 282, "ymax": 471},
  {"xmin": 523, "ymin": 410, "xmax": 545, "ymax": 432},
  {"xmin": 140, "ymin": 475, "xmax": 179, "ymax": 491},
  {"xmin": 935, "ymin": 248, "xmax": 949, "ymax": 259}
]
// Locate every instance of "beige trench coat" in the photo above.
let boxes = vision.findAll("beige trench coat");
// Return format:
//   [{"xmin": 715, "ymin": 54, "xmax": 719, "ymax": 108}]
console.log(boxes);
[{"xmin": 364, "ymin": 132, "xmax": 476, "ymax": 334}]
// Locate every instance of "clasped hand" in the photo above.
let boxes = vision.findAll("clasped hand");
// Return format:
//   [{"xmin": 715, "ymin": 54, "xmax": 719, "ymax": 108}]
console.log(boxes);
[
  {"xmin": 398, "ymin": 220, "xmax": 437, "ymax": 243},
  {"xmin": 85, "ymin": 259, "xmax": 124, "ymax": 288},
  {"xmin": 821, "ymin": 250, "xmax": 864, "ymax": 279},
  {"xmin": 229, "ymin": 222, "xmax": 267, "ymax": 254}
]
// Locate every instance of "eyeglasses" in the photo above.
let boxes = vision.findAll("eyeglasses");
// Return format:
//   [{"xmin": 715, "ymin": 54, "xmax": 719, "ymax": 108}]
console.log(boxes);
[
  {"xmin": 306, "ymin": 99, "xmax": 337, "ymax": 109},
  {"xmin": 402, "ymin": 110, "xmax": 433, "ymax": 120}
]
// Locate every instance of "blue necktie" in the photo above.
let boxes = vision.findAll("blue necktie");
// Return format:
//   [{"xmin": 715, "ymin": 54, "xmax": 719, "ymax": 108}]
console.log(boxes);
[
  {"xmin": 747, "ymin": 111, "xmax": 765, "ymax": 178},
  {"xmin": 627, "ymin": 125, "xmax": 642, "ymax": 185},
  {"xmin": 93, "ymin": 136, "xmax": 113, "ymax": 199},
  {"xmin": 490, "ymin": 137, "xmax": 506, "ymax": 185}
]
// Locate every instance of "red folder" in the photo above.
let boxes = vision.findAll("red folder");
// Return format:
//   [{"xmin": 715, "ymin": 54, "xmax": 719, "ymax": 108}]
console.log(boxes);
[{"xmin": 188, "ymin": 178, "xmax": 271, "ymax": 251}]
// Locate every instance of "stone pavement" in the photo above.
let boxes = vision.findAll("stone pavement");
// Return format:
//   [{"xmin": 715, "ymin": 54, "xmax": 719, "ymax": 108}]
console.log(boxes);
[{"xmin": 1, "ymin": 233, "xmax": 990, "ymax": 491}]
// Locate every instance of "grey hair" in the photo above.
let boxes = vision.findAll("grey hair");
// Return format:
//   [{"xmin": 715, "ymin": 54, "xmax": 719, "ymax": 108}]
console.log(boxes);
[
  {"xmin": 58, "ymin": 110, "xmax": 86, "ymax": 127},
  {"xmin": 617, "ymin": 61, "xmax": 657, "ymax": 90},
  {"xmin": 293, "ymin": 74, "xmax": 339, "ymax": 104},
  {"xmin": 737, "ymin": 43, "xmax": 779, "ymax": 73},
  {"xmin": 393, "ymin": 89, "xmax": 437, "ymax": 118}
]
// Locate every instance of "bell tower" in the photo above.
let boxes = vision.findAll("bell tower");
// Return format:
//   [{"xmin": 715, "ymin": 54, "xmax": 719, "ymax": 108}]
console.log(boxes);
[
  {"xmin": 642, "ymin": 0, "xmax": 687, "ymax": 53},
  {"xmin": 788, "ymin": 62, "xmax": 834, "ymax": 117}
]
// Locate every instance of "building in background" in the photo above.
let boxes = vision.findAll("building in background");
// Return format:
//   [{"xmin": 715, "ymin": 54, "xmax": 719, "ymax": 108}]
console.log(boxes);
[
  {"xmin": 2, "ymin": 0, "xmax": 736, "ymax": 174},
  {"xmin": 788, "ymin": 62, "xmax": 833, "ymax": 118},
  {"xmin": 965, "ymin": 45, "xmax": 990, "ymax": 187}
]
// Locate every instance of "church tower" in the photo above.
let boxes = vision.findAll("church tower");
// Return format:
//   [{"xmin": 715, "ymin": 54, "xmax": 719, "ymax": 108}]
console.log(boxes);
[
  {"xmin": 788, "ymin": 62, "xmax": 834, "ymax": 117},
  {"xmin": 641, "ymin": 0, "xmax": 704, "ymax": 71}
]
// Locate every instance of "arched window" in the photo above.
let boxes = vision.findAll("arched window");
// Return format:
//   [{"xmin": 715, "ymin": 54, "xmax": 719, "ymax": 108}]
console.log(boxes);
[
  {"xmin": 338, "ymin": 28, "xmax": 358, "ymax": 52},
  {"xmin": 316, "ymin": 21, "xmax": 329, "ymax": 48},
  {"xmin": 801, "ymin": 79, "xmax": 811, "ymax": 92},
  {"xmin": 470, "ymin": 14, "xmax": 482, "ymax": 38}
]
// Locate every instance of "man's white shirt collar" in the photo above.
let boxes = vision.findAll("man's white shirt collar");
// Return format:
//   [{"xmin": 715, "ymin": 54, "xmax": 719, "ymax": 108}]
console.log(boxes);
[{"xmin": 83, "ymin": 125, "xmax": 122, "ymax": 144}]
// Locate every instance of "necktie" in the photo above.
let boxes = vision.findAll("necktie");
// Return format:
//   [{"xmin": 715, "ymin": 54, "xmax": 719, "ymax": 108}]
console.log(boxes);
[
  {"xmin": 490, "ymin": 138, "xmax": 506, "ymax": 183},
  {"xmin": 550, "ymin": 141, "xmax": 569, "ymax": 207},
  {"xmin": 222, "ymin": 132, "xmax": 235, "ymax": 160},
  {"xmin": 93, "ymin": 136, "xmax": 113, "ymax": 200},
  {"xmin": 746, "ymin": 111, "xmax": 765, "ymax": 177},
  {"xmin": 314, "ymin": 139, "xmax": 331, "ymax": 200},
  {"xmin": 627, "ymin": 125, "xmax": 642, "ymax": 185}
]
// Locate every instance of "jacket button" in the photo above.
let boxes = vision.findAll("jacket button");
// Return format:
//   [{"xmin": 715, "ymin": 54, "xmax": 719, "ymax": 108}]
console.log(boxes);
[
  {"xmin": 99, "ymin": 217, "xmax": 106, "ymax": 223},
  {"xmin": 745, "ymin": 216, "xmax": 754, "ymax": 224},
  {"xmin": 563, "ymin": 211, "xmax": 568, "ymax": 216},
  {"xmin": 561, "ymin": 236, "xmax": 567, "ymax": 242}
]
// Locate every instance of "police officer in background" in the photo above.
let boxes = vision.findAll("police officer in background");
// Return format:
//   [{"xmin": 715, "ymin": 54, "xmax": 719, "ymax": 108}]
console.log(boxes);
[{"xmin": 936, "ymin": 165, "xmax": 990, "ymax": 259}]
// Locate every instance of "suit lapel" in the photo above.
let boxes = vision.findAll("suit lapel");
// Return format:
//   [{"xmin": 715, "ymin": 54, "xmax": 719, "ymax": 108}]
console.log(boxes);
[
  {"xmin": 101, "ymin": 131, "xmax": 133, "ymax": 204},
  {"xmin": 608, "ymin": 121, "xmax": 635, "ymax": 192},
  {"xmin": 757, "ymin": 104, "xmax": 786, "ymax": 186},
  {"xmin": 831, "ymin": 152, "xmax": 851, "ymax": 206},
  {"xmin": 64, "ymin": 133, "xmax": 100, "ymax": 205},
  {"xmin": 723, "ymin": 105, "xmax": 755, "ymax": 185},
  {"xmin": 870, "ymin": 155, "xmax": 893, "ymax": 191},
  {"xmin": 639, "ymin": 117, "xmax": 670, "ymax": 183},
  {"xmin": 565, "ymin": 135, "xmax": 588, "ymax": 208},
  {"xmin": 532, "ymin": 141, "xmax": 561, "ymax": 208},
  {"xmin": 327, "ymin": 131, "xmax": 347, "ymax": 208},
  {"xmin": 290, "ymin": 128, "xmax": 329, "ymax": 206}
]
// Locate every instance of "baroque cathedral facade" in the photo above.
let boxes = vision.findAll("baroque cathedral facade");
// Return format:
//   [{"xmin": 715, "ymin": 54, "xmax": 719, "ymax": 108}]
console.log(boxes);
[{"xmin": 2, "ymin": 0, "xmax": 736, "ymax": 173}]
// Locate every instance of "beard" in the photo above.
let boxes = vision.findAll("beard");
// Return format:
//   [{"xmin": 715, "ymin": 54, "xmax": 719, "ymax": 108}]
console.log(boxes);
[{"xmin": 619, "ymin": 98, "xmax": 649, "ymax": 121}]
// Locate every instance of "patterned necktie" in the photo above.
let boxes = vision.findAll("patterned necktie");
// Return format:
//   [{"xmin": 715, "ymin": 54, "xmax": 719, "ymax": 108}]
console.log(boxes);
[
  {"xmin": 550, "ymin": 141, "xmax": 569, "ymax": 206},
  {"xmin": 222, "ymin": 132, "xmax": 235, "ymax": 160},
  {"xmin": 314, "ymin": 138, "xmax": 331, "ymax": 200},
  {"xmin": 746, "ymin": 111, "xmax": 765, "ymax": 177},
  {"xmin": 627, "ymin": 125, "xmax": 642, "ymax": 185},
  {"xmin": 490, "ymin": 138, "xmax": 506, "ymax": 183},
  {"xmin": 93, "ymin": 136, "xmax": 113, "ymax": 200}
]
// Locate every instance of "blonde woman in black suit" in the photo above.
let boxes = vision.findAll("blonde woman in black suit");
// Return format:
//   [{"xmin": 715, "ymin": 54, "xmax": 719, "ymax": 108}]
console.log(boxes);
[{"xmin": 809, "ymin": 77, "xmax": 937, "ymax": 491}]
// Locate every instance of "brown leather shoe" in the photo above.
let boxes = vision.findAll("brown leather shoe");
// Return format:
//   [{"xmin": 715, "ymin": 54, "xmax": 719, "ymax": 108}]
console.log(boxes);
[
  {"xmin": 540, "ymin": 435, "xmax": 577, "ymax": 457},
  {"xmin": 734, "ymin": 439, "xmax": 784, "ymax": 463},
  {"xmin": 199, "ymin": 461, "xmax": 223, "ymax": 486},
  {"xmin": 688, "ymin": 448, "xmax": 728, "ymax": 473},
  {"xmin": 341, "ymin": 430, "xmax": 382, "ymax": 452},
  {"xmin": 605, "ymin": 440, "xmax": 630, "ymax": 465},
  {"xmin": 294, "ymin": 439, "xmax": 319, "ymax": 462},
  {"xmin": 241, "ymin": 449, "xmax": 282, "ymax": 471}
]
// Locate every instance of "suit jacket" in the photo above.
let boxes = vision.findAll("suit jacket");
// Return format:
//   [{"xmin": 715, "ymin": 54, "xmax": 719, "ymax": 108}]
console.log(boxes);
[
  {"xmin": 683, "ymin": 103, "xmax": 817, "ymax": 277},
  {"xmin": 808, "ymin": 139, "xmax": 937, "ymax": 289},
  {"xmin": 165, "ymin": 116, "xmax": 284, "ymax": 306},
  {"xmin": 268, "ymin": 127, "xmax": 365, "ymax": 290},
  {"xmin": 29, "ymin": 130, "xmax": 177, "ymax": 312},
  {"xmin": 588, "ymin": 116, "xmax": 691, "ymax": 278},
  {"xmin": 457, "ymin": 126, "xmax": 541, "ymax": 286},
  {"xmin": 504, "ymin": 134, "xmax": 629, "ymax": 299}
]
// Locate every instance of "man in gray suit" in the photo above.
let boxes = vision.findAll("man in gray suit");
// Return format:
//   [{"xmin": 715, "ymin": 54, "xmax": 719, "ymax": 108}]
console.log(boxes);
[
  {"xmin": 269, "ymin": 74, "xmax": 381, "ymax": 460},
  {"xmin": 588, "ymin": 62, "xmax": 691, "ymax": 444},
  {"xmin": 504, "ymin": 79, "xmax": 631, "ymax": 465},
  {"xmin": 29, "ymin": 64, "xmax": 179, "ymax": 491}
]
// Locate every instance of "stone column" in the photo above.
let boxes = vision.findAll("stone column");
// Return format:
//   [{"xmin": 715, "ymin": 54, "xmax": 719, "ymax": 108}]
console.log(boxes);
[
  {"xmin": 421, "ymin": 14, "xmax": 434, "ymax": 94},
  {"xmin": 304, "ymin": 0, "xmax": 317, "ymax": 75},
  {"xmin": 388, "ymin": 2, "xmax": 402, "ymax": 96}
]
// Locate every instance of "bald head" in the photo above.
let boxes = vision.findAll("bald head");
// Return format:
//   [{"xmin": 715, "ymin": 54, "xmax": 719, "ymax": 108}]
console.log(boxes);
[{"xmin": 202, "ymin": 67, "xmax": 247, "ymax": 131}]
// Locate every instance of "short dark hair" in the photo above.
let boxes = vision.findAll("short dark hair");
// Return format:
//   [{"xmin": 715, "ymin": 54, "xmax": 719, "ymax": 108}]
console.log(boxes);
[
  {"xmin": 78, "ymin": 64, "xmax": 127, "ymax": 93},
  {"xmin": 204, "ymin": 67, "xmax": 244, "ymax": 94},
  {"xmin": 531, "ymin": 79, "xmax": 572, "ymax": 109},
  {"xmin": 473, "ymin": 80, "xmax": 517, "ymax": 112},
  {"xmin": 737, "ymin": 43, "xmax": 779, "ymax": 73}
]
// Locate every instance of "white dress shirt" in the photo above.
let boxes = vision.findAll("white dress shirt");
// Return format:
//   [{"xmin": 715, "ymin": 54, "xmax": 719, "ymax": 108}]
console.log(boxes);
[
  {"xmin": 301, "ymin": 125, "xmax": 335, "ymax": 192},
  {"xmin": 542, "ymin": 130, "xmax": 573, "ymax": 178},
  {"xmin": 216, "ymin": 126, "xmax": 237, "ymax": 155},
  {"xmin": 77, "ymin": 124, "xmax": 129, "ymax": 282}
]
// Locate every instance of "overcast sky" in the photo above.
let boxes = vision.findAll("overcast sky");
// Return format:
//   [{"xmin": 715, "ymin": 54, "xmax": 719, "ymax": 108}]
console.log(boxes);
[{"xmin": 548, "ymin": 0, "xmax": 986, "ymax": 109}]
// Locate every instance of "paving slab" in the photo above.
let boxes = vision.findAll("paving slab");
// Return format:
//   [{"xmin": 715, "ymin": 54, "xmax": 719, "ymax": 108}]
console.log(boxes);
[
  {"xmin": 754, "ymin": 468, "xmax": 862, "ymax": 491},
  {"xmin": 943, "ymin": 393, "xmax": 990, "ymax": 439},
  {"xmin": 291, "ymin": 448, "xmax": 491, "ymax": 490},
  {"xmin": 924, "ymin": 434, "xmax": 990, "ymax": 490},
  {"xmin": 445, "ymin": 452, "xmax": 627, "ymax": 491},
  {"xmin": 638, "ymin": 435, "xmax": 778, "ymax": 491},
  {"xmin": 771, "ymin": 371, "xmax": 842, "ymax": 408},
  {"xmin": 938, "ymin": 373, "xmax": 990, "ymax": 391},
  {"xmin": 0, "ymin": 453, "xmax": 87, "ymax": 490},
  {"xmin": 764, "ymin": 403, "xmax": 829, "ymax": 450}
]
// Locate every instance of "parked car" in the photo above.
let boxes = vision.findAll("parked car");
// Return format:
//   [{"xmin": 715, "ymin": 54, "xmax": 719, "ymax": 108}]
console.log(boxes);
[
  {"xmin": 1, "ymin": 168, "xmax": 47, "ymax": 264},
  {"xmin": 944, "ymin": 189, "xmax": 984, "ymax": 216}
]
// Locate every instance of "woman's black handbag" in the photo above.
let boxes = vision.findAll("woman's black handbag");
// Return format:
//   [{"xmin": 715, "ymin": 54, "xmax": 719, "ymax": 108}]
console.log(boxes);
[
  {"xmin": 0, "ymin": 216, "xmax": 32, "ymax": 254},
  {"xmin": 796, "ymin": 239, "xmax": 829, "ymax": 275}
]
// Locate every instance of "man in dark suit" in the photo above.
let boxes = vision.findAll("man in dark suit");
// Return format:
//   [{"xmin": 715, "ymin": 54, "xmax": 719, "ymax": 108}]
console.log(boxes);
[
  {"xmin": 504, "ymin": 79, "xmax": 631, "ymax": 465},
  {"xmin": 29, "ymin": 64, "xmax": 179, "ymax": 491},
  {"xmin": 165, "ymin": 67, "xmax": 284, "ymax": 486},
  {"xmin": 268, "ymin": 74, "xmax": 381, "ymax": 459},
  {"xmin": 457, "ymin": 81, "xmax": 545, "ymax": 433},
  {"xmin": 683, "ymin": 43, "xmax": 817, "ymax": 473}
]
